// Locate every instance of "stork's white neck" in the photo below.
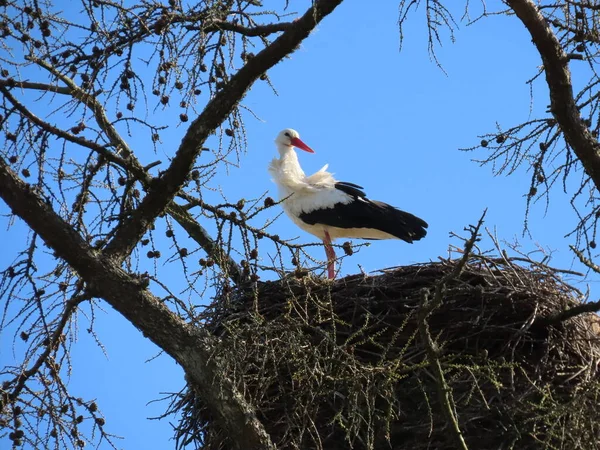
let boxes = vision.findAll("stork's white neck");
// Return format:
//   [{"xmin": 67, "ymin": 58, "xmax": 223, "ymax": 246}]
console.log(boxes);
[
  {"xmin": 276, "ymin": 144, "xmax": 305, "ymax": 177},
  {"xmin": 269, "ymin": 144, "xmax": 307, "ymax": 195}
]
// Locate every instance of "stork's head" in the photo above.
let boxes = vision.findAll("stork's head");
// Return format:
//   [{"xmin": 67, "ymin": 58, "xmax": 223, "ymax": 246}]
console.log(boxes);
[{"xmin": 275, "ymin": 128, "xmax": 314, "ymax": 154}]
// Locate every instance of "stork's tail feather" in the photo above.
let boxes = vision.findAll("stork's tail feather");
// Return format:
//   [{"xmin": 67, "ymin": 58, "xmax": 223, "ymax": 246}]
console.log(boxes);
[
  {"xmin": 391, "ymin": 208, "xmax": 428, "ymax": 243},
  {"xmin": 370, "ymin": 201, "xmax": 427, "ymax": 243}
]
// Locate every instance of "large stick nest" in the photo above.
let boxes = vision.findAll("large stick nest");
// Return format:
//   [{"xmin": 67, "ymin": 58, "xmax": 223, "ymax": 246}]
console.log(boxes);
[{"xmin": 174, "ymin": 256, "xmax": 600, "ymax": 449}]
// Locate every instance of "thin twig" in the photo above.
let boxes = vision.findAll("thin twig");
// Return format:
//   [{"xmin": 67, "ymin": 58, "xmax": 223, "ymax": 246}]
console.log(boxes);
[{"xmin": 417, "ymin": 210, "xmax": 487, "ymax": 450}]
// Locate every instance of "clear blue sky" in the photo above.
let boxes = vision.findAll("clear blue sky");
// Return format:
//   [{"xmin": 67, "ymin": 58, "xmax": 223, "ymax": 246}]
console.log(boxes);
[{"xmin": 1, "ymin": 1, "xmax": 592, "ymax": 448}]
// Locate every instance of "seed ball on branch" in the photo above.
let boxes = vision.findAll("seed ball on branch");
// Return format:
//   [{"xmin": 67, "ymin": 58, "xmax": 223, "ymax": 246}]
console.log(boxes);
[
  {"xmin": 591, "ymin": 241, "xmax": 597, "ymax": 249},
  {"xmin": 264, "ymin": 197, "xmax": 275, "ymax": 208},
  {"xmin": 480, "ymin": 139, "xmax": 488, "ymax": 148},
  {"xmin": 496, "ymin": 134, "xmax": 506, "ymax": 144},
  {"xmin": 342, "ymin": 241, "xmax": 353, "ymax": 256}
]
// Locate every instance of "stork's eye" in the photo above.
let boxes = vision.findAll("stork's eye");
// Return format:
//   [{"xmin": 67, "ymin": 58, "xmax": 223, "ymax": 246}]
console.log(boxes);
[{"xmin": 284, "ymin": 132, "xmax": 290, "ymax": 137}]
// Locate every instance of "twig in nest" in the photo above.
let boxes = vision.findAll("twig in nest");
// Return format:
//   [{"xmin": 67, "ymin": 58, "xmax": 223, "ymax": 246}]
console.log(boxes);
[
  {"xmin": 417, "ymin": 210, "xmax": 487, "ymax": 450},
  {"xmin": 540, "ymin": 246, "xmax": 600, "ymax": 324}
]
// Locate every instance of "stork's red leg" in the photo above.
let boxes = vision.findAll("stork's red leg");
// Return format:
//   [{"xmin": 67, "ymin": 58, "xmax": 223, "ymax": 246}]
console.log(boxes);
[{"xmin": 323, "ymin": 230, "xmax": 336, "ymax": 279}]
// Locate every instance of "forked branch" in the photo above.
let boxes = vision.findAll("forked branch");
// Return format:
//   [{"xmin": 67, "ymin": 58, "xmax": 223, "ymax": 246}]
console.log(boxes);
[
  {"xmin": 0, "ymin": 155, "xmax": 275, "ymax": 449},
  {"xmin": 103, "ymin": 0, "xmax": 346, "ymax": 263}
]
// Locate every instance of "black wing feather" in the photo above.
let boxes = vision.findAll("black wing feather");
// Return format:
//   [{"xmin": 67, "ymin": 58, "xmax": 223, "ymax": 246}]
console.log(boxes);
[
  {"xmin": 300, "ymin": 182, "xmax": 428, "ymax": 242},
  {"xmin": 334, "ymin": 182, "xmax": 366, "ymax": 198}
]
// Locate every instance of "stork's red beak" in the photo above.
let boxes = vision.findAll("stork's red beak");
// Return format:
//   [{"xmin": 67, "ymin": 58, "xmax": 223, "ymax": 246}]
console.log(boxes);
[{"xmin": 291, "ymin": 137, "xmax": 314, "ymax": 153}]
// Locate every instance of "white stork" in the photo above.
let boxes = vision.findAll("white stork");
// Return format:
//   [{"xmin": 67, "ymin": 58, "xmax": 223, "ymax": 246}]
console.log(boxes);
[{"xmin": 269, "ymin": 128, "xmax": 428, "ymax": 279}]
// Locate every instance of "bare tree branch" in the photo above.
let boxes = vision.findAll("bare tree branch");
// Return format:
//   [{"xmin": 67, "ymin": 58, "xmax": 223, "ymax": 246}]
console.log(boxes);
[
  {"xmin": 4, "ymin": 70, "xmax": 245, "ymax": 284},
  {"xmin": 189, "ymin": 19, "xmax": 293, "ymax": 36},
  {"xmin": 0, "ymin": 1, "xmax": 346, "ymax": 447},
  {"xmin": 0, "ymin": 79, "xmax": 70, "ymax": 95},
  {"xmin": 2, "ymin": 294, "xmax": 86, "ymax": 412},
  {"xmin": 103, "ymin": 0, "xmax": 346, "ymax": 262},
  {"xmin": 0, "ymin": 154, "xmax": 275, "ymax": 450},
  {"xmin": 507, "ymin": 0, "xmax": 600, "ymax": 193}
]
